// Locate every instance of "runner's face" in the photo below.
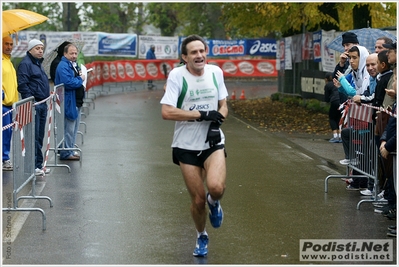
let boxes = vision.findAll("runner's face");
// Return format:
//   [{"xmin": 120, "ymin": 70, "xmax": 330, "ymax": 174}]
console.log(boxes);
[{"xmin": 182, "ymin": 40, "xmax": 207, "ymax": 76}]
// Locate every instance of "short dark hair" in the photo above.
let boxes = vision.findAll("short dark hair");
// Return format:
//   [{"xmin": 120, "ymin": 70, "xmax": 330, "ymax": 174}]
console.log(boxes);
[
  {"xmin": 181, "ymin": 34, "xmax": 207, "ymax": 56},
  {"xmin": 325, "ymin": 72, "xmax": 333, "ymax": 81},
  {"xmin": 377, "ymin": 36, "xmax": 393, "ymax": 45},
  {"xmin": 64, "ymin": 43, "xmax": 77, "ymax": 54},
  {"xmin": 348, "ymin": 45, "xmax": 359, "ymax": 55},
  {"xmin": 377, "ymin": 50, "xmax": 391, "ymax": 68}
]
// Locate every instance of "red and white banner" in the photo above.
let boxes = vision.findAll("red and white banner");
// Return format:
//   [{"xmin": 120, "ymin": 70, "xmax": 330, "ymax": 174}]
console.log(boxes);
[{"xmin": 85, "ymin": 59, "xmax": 277, "ymax": 90}]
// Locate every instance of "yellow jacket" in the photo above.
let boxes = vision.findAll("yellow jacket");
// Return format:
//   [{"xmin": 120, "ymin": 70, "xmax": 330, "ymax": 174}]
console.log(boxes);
[{"xmin": 2, "ymin": 53, "xmax": 18, "ymax": 106}]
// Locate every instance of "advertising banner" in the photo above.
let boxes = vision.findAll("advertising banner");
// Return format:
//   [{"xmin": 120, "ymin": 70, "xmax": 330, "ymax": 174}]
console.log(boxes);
[
  {"xmin": 313, "ymin": 30, "xmax": 322, "ymax": 62},
  {"xmin": 85, "ymin": 59, "xmax": 277, "ymax": 90},
  {"xmin": 246, "ymin": 38, "xmax": 277, "ymax": 57},
  {"xmin": 11, "ymin": 31, "xmax": 98, "ymax": 58},
  {"xmin": 138, "ymin": 35, "xmax": 179, "ymax": 59},
  {"xmin": 98, "ymin": 32, "xmax": 137, "ymax": 56},
  {"xmin": 284, "ymin": 37, "xmax": 292, "ymax": 70},
  {"xmin": 302, "ymin": 32, "xmax": 313, "ymax": 60},
  {"xmin": 208, "ymin": 39, "xmax": 246, "ymax": 57},
  {"xmin": 321, "ymin": 30, "xmax": 337, "ymax": 73}
]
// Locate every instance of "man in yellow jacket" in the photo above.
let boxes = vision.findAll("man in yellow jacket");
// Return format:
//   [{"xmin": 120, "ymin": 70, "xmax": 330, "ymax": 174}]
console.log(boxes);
[{"xmin": 2, "ymin": 36, "xmax": 18, "ymax": 171}]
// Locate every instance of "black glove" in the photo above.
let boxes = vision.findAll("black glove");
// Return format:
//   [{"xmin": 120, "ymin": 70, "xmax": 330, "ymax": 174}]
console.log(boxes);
[
  {"xmin": 198, "ymin": 110, "xmax": 225, "ymax": 124},
  {"xmin": 206, "ymin": 122, "xmax": 222, "ymax": 147}
]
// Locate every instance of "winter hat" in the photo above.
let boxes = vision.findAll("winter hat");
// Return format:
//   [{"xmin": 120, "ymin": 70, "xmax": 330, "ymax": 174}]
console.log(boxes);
[
  {"xmin": 28, "ymin": 39, "xmax": 44, "ymax": 51},
  {"xmin": 341, "ymin": 32, "xmax": 359, "ymax": 46}
]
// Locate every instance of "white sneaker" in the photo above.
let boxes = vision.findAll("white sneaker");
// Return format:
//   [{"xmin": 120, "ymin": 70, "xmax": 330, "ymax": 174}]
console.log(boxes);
[
  {"xmin": 360, "ymin": 189, "xmax": 373, "ymax": 196},
  {"xmin": 42, "ymin": 168, "xmax": 51, "ymax": 174},
  {"xmin": 339, "ymin": 159, "xmax": 350, "ymax": 165},
  {"xmin": 35, "ymin": 168, "xmax": 45, "ymax": 176},
  {"xmin": 378, "ymin": 190, "xmax": 385, "ymax": 199},
  {"xmin": 2, "ymin": 160, "xmax": 13, "ymax": 171}
]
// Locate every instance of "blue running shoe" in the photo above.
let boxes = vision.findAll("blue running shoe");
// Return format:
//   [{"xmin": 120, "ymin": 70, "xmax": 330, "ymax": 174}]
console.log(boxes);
[
  {"xmin": 207, "ymin": 193, "xmax": 223, "ymax": 228},
  {"xmin": 193, "ymin": 234, "xmax": 208, "ymax": 257}
]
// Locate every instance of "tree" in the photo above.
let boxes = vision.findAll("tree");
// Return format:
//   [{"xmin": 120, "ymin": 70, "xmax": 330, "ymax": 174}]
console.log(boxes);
[
  {"xmin": 80, "ymin": 3, "xmax": 144, "ymax": 33},
  {"xmin": 221, "ymin": 2, "xmax": 396, "ymax": 38},
  {"xmin": 146, "ymin": 3, "xmax": 179, "ymax": 36},
  {"xmin": 62, "ymin": 3, "xmax": 81, "ymax": 31}
]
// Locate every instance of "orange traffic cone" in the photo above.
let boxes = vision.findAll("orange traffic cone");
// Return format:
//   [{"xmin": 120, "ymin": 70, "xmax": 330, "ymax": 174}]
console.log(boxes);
[
  {"xmin": 239, "ymin": 90, "xmax": 246, "ymax": 100},
  {"xmin": 231, "ymin": 90, "xmax": 236, "ymax": 100}
]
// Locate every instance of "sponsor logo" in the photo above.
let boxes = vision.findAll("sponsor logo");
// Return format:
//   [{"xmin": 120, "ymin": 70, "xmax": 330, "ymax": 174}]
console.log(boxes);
[
  {"xmin": 249, "ymin": 40, "xmax": 277, "ymax": 54},
  {"xmin": 146, "ymin": 63, "xmax": 158, "ymax": 77},
  {"xmin": 238, "ymin": 61, "xmax": 254, "ymax": 74},
  {"xmin": 117, "ymin": 63, "xmax": 125, "ymax": 78},
  {"xmin": 222, "ymin": 62, "xmax": 237, "ymax": 74},
  {"xmin": 189, "ymin": 104, "xmax": 196, "ymax": 111},
  {"xmin": 102, "ymin": 64, "xmax": 109, "ymax": 80},
  {"xmin": 135, "ymin": 63, "xmax": 146, "ymax": 77},
  {"xmin": 110, "ymin": 63, "xmax": 117, "ymax": 79},
  {"xmin": 164, "ymin": 45, "xmax": 171, "ymax": 54},
  {"xmin": 256, "ymin": 62, "xmax": 274, "ymax": 74},
  {"xmin": 125, "ymin": 63, "xmax": 135, "ymax": 78}
]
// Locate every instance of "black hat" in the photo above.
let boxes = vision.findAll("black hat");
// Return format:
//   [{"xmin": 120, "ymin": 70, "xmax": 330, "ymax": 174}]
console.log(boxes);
[
  {"xmin": 382, "ymin": 42, "xmax": 396, "ymax": 49},
  {"xmin": 341, "ymin": 32, "xmax": 359, "ymax": 46}
]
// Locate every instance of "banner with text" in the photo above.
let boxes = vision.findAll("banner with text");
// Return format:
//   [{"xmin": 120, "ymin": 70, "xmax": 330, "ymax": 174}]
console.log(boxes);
[
  {"xmin": 85, "ymin": 59, "xmax": 277, "ymax": 90},
  {"xmin": 138, "ymin": 35, "xmax": 179, "ymax": 59}
]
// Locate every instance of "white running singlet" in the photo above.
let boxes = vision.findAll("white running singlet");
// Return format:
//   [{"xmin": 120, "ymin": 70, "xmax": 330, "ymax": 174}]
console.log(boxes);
[{"xmin": 160, "ymin": 64, "xmax": 228, "ymax": 150}]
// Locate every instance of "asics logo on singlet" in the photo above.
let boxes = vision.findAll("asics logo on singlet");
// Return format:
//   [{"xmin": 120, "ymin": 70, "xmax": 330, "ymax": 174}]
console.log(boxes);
[
  {"xmin": 188, "ymin": 104, "xmax": 210, "ymax": 110},
  {"xmin": 196, "ymin": 104, "xmax": 210, "ymax": 110}
]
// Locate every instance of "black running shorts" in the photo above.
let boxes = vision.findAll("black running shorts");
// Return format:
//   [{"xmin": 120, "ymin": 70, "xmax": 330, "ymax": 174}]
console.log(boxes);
[{"xmin": 172, "ymin": 144, "xmax": 226, "ymax": 168}]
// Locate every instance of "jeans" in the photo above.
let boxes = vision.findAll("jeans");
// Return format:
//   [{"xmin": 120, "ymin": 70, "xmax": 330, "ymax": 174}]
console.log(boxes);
[
  {"xmin": 2, "ymin": 105, "xmax": 12, "ymax": 161},
  {"xmin": 35, "ymin": 103, "xmax": 47, "ymax": 169},
  {"xmin": 60, "ymin": 107, "xmax": 81, "ymax": 159}
]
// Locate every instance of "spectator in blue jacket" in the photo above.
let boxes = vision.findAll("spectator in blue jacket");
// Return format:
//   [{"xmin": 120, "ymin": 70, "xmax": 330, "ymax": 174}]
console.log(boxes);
[
  {"xmin": 55, "ymin": 44, "xmax": 85, "ymax": 160},
  {"xmin": 146, "ymin": 44, "xmax": 156, "ymax": 90},
  {"xmin": 17, "ymin": 39, "xmax": 51, "ymax": 176}
]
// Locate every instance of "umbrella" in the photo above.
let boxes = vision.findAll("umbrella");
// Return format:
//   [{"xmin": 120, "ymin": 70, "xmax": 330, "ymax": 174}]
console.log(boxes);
[
  {"xmin": 327, "ymin": 28, "xmax": 397, "ymax": 53},
  {"xmin": 42, "ymin": 39, "xmax": 86, "ymax": 79},
  {"xmin": 2, "ymin": 9, "xmax": 48, "ymax": 38}
]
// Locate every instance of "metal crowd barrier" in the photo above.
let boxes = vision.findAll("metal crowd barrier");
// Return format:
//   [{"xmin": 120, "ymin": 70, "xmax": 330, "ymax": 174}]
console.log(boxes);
[
  {"xmin": 325, "ymin": 102, "xmax": 384, "ymax": 209},
  {"xmin": 47, "ymin": 84, "xmax": 82, "ymax": 171},
  {"xmin": 2, "ymin": 97, "xmax": 53, "ymax": 230}
]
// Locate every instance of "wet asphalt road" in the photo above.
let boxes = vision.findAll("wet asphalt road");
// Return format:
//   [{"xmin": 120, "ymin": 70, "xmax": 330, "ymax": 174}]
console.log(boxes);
[{"xmin": 2, "ymin": 81, "xmax": 397, "ymax": 265}]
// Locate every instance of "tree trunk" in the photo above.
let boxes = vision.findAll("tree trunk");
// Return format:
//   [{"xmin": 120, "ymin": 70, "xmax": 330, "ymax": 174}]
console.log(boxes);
[{"xmin": 62, "ymin": 3, "xmax": 81, "ymax": 31}]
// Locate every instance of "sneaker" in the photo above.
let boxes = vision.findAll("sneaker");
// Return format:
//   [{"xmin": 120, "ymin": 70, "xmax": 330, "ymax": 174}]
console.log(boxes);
[
  {"xmin": 329, "ymin": 137, "xmax": 340, "ymax": 143},
  {"xmin": 2, "ymin": 160, "xmax": 13, "ymax": 171},
  {"xmin": 338, "ymin": 138, "xmax": 343, "ymax": 143},
  {"xmin": 360, "ymin": 189, "xmax": 373, "ymax": 196},
  {"xmin": 207, "ymin": 193, "xmax": 223, "ymax": 228},
  {"xmin": 378, "ymin": 190, "xmax": 385, "ymax": 199},
  {"xmin": 35, "ymin": 168, "xmax": 45, "ymax": 176},
  {"xmin": 42, "ymin": 168, "xmax": 51, "ymax": 174},
  {"xmin": 193, "ymin": 234, "xmax": 208, "ymax": 257},
  {"xmin": 375, "ymin": 204, "xmax": 395, "ymax": 214},
  {"xmin": 386, "ymin": 210, "xmax": 396, "ymax": 220},
  {"xmin": 346, "ymin": 185, "xmax": 360, "ymax": 190},
  {"xmin": 340, "ymin": 159, "xmax": 350, "ymax": 165},
  {"xmin": 387, "ymin": 230, "xmax": 396, "ymax": 237}
]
